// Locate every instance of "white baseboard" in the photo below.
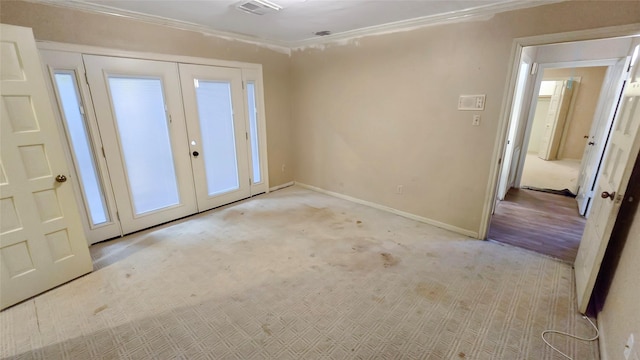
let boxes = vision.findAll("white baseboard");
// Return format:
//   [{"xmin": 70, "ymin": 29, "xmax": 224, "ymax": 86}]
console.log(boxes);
[
  {"xmin": 295, "ymin": 182, "xmax": 479, "ymax": 238},
  {"xmin": 269, "ymin": 181, "xmax": 294, "ymax": 192}
]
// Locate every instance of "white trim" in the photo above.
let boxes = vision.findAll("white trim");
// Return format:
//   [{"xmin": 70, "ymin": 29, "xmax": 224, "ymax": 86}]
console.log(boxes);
[
  {"xmin": 479, "ymin": 24, "xmax": 640, "ymax": 240},
  {"xmin": 269, "ymin": 181, "xmax": 294, "ymax": 192},
  {"xmin": 290, "ymin": 1, "xmax": 560, "ymax": 50},
  {"xmin": 27, "ymin": 0, "xmax": 559, "ymax": 51},
  {"xmin": 37, "ymin": 41, "xmax": 264, "ymax": 70},
  {"xmin": 296, "ymin": 182, "xmax": 479, "ymax": 239}
]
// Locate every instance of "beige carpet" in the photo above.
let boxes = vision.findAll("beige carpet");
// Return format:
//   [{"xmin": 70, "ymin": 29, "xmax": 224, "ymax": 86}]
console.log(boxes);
[
  {"xmin": 1, "ymin": 186, "xmax": 599, "ymax": 359},
  {"xmin": 521, "ymin": 153, "xmax": 581, "ymax": 194}
]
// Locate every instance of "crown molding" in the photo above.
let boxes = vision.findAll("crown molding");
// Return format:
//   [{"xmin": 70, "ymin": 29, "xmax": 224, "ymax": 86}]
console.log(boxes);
[
  {"xmin": 27, "ymin": 0, "xmax": 562, "ymax": 53},
  {"xmin": 289, "ymin": 0, "xmax": 563, "ymax": 50}
]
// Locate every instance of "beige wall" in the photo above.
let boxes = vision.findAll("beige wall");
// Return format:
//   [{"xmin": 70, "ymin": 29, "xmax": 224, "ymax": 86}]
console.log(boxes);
[
  {"xmin": 544, "ymin": 66, "xmax": 608, "ymax": 160},
  {"xmin": 290, "ymin": 1, "xmax": 640, "ymax": 235},
  {"xmin": 0, "ymin": 0, "xmax": 294, "ymax": 188}
]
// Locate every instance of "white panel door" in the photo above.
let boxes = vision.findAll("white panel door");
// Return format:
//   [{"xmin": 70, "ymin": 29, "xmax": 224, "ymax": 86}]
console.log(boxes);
[
  {"xmin": 84, "ymin": 56, "xmax": 197, "ymax": 234},
  {"xmin": 576, "ymin": 57, "xmax": 629, "ymax": 216},
  {"xmin": 575, "ymin": 48, "xmax": 640, "ymax": 313},
  {"xmin": 0, "ymin": 24, "xmax": 92, "ymax": 310},
  {"xmin": 179, "ymin": 64, "xmax": 250, "ymax": 211},
  {"xmin": 242, "ymin": 68, "xmax": 269, "ymax": 196},
  {"xmin": 39, "ymin": 50, "xmax": 122, "ymax": 244},
  {"xmin": 538, "ymin": 80, "xmax": 574, "ymax": 160}
]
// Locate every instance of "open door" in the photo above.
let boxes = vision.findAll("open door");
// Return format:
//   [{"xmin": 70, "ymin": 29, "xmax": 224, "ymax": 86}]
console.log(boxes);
[
  {"xmin": 497, "ymin": 54, "xmax": 534, "ymax": 201},
  {"xmin": 574, "ymin": 44, "xmax": 640, "ymax": 313},
  {"xmin": 0, "ymin": 24, "xmax": 93, "ymax": 309},
  {"xmin": 576, "ymin": 57, "xmax": 630, "ymax": 216},
  {"xmin": 538, "ymin": 80, "xmax": 574, "ymax": 160}
]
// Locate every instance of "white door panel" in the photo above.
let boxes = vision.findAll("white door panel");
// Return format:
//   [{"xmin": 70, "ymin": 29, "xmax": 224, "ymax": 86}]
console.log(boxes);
[
  {"xmin": 179, "ymin": 64, "xmax": 250, "ymax": 211},
  {"xmin": 576, "ymin": 58, "xmax": 630, "ymax": 216},
  {"xmin": 84, "ymin": 56, "xmax": 197, "ymax": 234},
  {"xmin": 0, "ymin": 24, "xmax": 92, "ymax": 310},
  {"xmin": 575, "ymin": 50, "xmax": 640, "ymax": 313},
  {"xmin": 39, "ymin": 50, "xmax": 122, "ymax": 244}
]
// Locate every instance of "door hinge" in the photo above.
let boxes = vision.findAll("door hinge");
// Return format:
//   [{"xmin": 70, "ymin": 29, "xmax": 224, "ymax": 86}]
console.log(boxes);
[
  {"xmin": 245, "ymin": 132, "xmax": 248, "ymax": 140},
  {"xmin": 531, "ymin": 62, "xmax": 538, "ymax": 75},
  {"xmin": 116, "ymin": 211, "xmax": 120, "ymax": 221},
  {"xmin": 168, "ymin": 114, "xmax": 172, "ymax": 123},
  {"xmin": 79, "ymin": 105, "xmax": 85, "ymax": 116},
  {"xmin": 101, "ymin": 147, "xmax": 106, "ymax": 157},
  {"xmin": 242, "ymin": 81, "xmax": 245, "ymax": 89},
  {"xmin": 84, "ymin": 72, "xmax": 89, "ymax": 84}
]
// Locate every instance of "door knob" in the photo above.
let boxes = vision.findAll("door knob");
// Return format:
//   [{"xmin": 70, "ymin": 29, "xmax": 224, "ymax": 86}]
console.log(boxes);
[
  {"xmin": 192, "ymin": 151, "xmax": 199, "ymax": 157},
  {"xmin": 55, "ymin": 175, "xmax": 67, "ymax": 183},
  {"xmin": 601, "ymin": 191, "xmax": 615, "ymax": 200}
]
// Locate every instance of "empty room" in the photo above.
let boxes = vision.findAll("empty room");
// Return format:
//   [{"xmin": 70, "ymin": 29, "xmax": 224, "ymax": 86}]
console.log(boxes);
[{"xmin": 1, "ymin": 1, "xmax": 639, "ymax": 359}]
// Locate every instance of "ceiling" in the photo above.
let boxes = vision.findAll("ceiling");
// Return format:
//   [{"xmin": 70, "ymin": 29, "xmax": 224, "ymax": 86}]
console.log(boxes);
[{"xmin": 37, "ymin": 0, "xmax": 554, "ymax": 48}]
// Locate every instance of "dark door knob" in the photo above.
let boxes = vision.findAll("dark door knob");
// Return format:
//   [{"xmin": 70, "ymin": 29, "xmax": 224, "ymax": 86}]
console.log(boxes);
[
  {"xmin": 192, "ymin": 151, "xmax": 199, "ymax": 157},
  {"xmin": 601, "ymin": 191, "xmax": 615, "ymax": 200},
  {"xmin": 55, "ymin": 175, "xmax": 67, "ymax": 183},
  {"xmin": 588, "ymin": 142, "xmax": 595, "ymax": 146}
]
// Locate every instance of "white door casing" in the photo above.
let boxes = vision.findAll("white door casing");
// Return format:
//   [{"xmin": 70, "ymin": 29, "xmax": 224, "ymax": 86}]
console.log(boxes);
[
  {"xmin": 39, "ymin": 50, "xmax": 122, "ymax": 244},
  {"xmin": 242, "ymin": 68, "xmax": 269, "ymax": 196},
  {"xmin": 179, "ymin": 64, "xmax": 251, "ymax": 211},
  {"xmin": 84, "ymin": 55, "xmax": 197, "ymax": 234},
  {"xmin": 0, "ymin": 24, "xmax": 92, "ymax": 310},
  {"xmin": 576, "ymin": 57, "xmax": 630, "ymax": 216},
  {"xmin": 574, "ymin": 45, "xmax": 640, "ymax": 313}
]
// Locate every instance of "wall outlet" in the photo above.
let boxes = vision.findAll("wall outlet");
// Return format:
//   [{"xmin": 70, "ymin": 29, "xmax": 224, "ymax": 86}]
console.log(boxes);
[
  {"xmin": 472, "ymin": 115, "xmax": 481, "ymax": 126},
  {"xmin": 625, "ymin": 333, "xmax": 635, "ymax": 360},
  {"xmin": 396, "ymin": 185, "xmax": 403, "ymax": 194}
]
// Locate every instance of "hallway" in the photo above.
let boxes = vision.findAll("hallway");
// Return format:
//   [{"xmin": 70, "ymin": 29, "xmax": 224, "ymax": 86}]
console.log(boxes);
[{"xmin": 488, "ymin": 188, "xmax": 586, "ymax": 263}]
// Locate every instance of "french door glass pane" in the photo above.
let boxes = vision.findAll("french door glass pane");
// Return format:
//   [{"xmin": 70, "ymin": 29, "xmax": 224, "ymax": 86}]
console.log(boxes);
[
  {"xmin": 194, "ymin": 80, "xmax": 239, "ymax": 196},
  {"xmin": 246, "ymin": 82, "xmax": 261, "ymax": 184},
  {"xmin": 108, "ymin": 76, "xmax": 180, "ymax": 215},
  {"xmin": 53, "ymin": 71, "xmax": 109, "ymax": 226}
]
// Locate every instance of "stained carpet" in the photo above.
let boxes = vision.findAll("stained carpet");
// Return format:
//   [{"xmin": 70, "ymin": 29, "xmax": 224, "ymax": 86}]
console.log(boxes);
[{"xmin": 1, "ymin": 186, "xmax": 598, "ymax": 359}]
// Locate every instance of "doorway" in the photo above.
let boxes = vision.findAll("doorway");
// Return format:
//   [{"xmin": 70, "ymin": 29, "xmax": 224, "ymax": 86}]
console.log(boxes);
[{"xmin": 487, "ymin": 35, "xmax": 637, "ymax": 263}]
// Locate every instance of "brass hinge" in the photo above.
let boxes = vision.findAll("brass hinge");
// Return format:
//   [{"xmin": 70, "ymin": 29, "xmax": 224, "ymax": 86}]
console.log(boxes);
[
  {"xmin": 84, "ymin": 72, "xmax": 89, "ymax": 84},
  {"xmin": 246, "ymin": 132, "xmax": 248, "ymax": 140},
  {"xmin": 101, "ymin": 147, "xmax": 106, "ymax": 157},
  {"xmin": 116, "ymin": 212, "xmax": 120, "ymax": 221}
]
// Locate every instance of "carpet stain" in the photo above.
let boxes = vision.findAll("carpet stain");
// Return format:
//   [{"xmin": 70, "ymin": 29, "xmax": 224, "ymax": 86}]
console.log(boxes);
[
  {"xmin": 93, "ymin": 305, "xmax": 108, "ymax": 315},
  {"xmin": 415, "ymin": 282, "xmax": 446, "ymax": 301},
  {"xmin": 125, "ymin": 273, "xmax": 131, "ymax": 278},
  {"xmin": 380, "ymin": 252, "xmax": 399, "ymax": 267},
  {"xmin": 261, "ymin": 324, "xmax": 272, "ymax": 336},
  {"xmin": 458, "ymin": 352, "xmax": 466, "ymax": 358}
]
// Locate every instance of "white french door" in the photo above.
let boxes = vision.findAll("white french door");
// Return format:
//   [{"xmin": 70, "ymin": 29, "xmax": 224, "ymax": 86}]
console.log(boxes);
[
  {"xmin": 179, "ymin": 64, "xmax": 250, "ymax": 211},
  {"xmin": 40, "ymin": 50, "xmax": 122, "ymax": 243},
  {"xmin": 84, "ymin": 56, "xmax": 197, "ymax": 234},
  {"xmin": 39, "ymin": 49, "xmax": 268, "ymax": 242}
]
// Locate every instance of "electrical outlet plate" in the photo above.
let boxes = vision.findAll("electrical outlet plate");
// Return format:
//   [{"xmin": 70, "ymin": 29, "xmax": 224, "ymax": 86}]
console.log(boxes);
[
  {"xmin": 458, "ymin": 94, "xmax": 485, "ymax": 110},
  {"xmin": 472, "ymin": 115, "xmax": 481, "ymax": 126}
]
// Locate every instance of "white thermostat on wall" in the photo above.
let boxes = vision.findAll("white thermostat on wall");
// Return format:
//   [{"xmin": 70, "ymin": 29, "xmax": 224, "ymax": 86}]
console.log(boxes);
[{"xmin": 458, "ymin": 94, "xmax": 486, "ymax": 111}]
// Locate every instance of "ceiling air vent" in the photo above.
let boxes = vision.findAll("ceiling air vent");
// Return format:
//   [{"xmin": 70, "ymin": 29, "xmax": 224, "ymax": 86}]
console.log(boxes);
[{"xmin": 236, "ymin": 0, "xmax": 282, "ymax": 15}]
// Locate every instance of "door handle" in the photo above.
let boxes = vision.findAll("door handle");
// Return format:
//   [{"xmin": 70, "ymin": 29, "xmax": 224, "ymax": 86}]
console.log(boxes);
[
  {"xmin": 192, "ymin": 151, "xmax": 199, "ymax": 157},
  {"xmin": 588, "ymin": 142, "xmax": 595, "ymax": 146},
  {"xmin": 55, "ymin": 174, "xmax": 67, "ymax": 183},
  {"xmin": 601, "ymin": 191, "xmax": 615, "ymax": 200}
]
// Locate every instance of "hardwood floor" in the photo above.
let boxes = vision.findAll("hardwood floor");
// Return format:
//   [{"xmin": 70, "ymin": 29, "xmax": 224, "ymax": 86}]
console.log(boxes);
[{"xmin": 488, "ymin": 188, "xmax": 586, "ymax": 263}]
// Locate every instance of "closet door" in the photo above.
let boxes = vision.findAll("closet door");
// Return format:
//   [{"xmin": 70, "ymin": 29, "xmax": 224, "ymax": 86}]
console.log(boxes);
[
  {"xmin": 84, "ymin": 56, "xmax": 196, "ymax": 234},
  {"xmin": 179, "ymin": 64, "xmax": 250, "ymax": 211}
]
